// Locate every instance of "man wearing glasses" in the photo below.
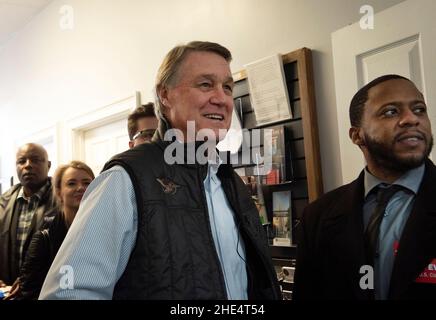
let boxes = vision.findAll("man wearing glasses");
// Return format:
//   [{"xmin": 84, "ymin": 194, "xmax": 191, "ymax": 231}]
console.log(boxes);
[{"xmin": 127, "ymin": 103, "xmax": 158, "ymax": 148}]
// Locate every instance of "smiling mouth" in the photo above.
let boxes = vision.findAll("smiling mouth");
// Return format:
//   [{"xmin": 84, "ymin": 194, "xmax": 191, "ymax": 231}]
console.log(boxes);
[
  {"xmin": 394, "ymin": 132, "xmax": 427, "ymax": 150},
  {"xmin": 203, "ymin": 113, "xmax": 224, "ymax": 121},
  {"xmin": 399, "ymin": 137, "xmax": 421, "ymax": 142},
  {"xmin": 396, "ymin": 133, "xmax": 424, "ymax": 143}
]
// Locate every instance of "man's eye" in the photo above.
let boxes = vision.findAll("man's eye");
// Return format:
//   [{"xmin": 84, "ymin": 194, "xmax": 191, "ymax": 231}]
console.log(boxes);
[
  {"xmin": 414, "ymin": 106, "xmax": 427, "ymax": 114},
  {"xmin": 383, "ymin": 108, "xmax": 398, "ymax": 117},
  {"xmin": 17, "ymin": 159, "xmax": 25, "ymax": 165},
  {"xmin": 199, "ymin": 82, "xmax": 212, "ymax": 88},
  {"xmin": 224, "ymin": 85, "xmax": 233, "ymax": 94}
]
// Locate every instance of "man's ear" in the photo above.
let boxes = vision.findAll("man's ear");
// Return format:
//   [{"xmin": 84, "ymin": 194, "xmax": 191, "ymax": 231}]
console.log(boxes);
[
  {"xmin": 158, "ymin": 86, "xmax": 170, "ymax": 109},
  {"xmin": 48, "ymin": 160, "xmax": 52, "ymax": 170},
  {"xmin": 349, "ymin": 127, "xmax": 365, "ymax": 146}
]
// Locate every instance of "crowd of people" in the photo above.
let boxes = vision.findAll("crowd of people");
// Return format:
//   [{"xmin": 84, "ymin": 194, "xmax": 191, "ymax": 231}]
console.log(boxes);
[
  {"xmin": 0, "ymin": 95, "xmax": 159, "ymax": 299},
  {"xmin": 0, "ymin": 41, "xmax": 434, "ymax": 300}
]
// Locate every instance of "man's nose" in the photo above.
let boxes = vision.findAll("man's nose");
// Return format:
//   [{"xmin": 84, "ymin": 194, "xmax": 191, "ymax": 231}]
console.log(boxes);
[
  {"xmin": 210, "ymin": 86, "xmax": 228, "ymax": 105},
  {"xmin": 399, "ymin": 109, "xmax": 420, "ymax": 127},
  {"xmin": 24, "ymin": 159, "xmax": 33, "ymax": 168}
]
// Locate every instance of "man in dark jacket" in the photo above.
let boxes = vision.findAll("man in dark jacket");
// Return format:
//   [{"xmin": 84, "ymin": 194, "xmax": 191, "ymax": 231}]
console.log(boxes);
[
  {"xmin": 0, "ymin": 143, "xmax": 56, "ymax": 286},
  {"xmin": 40, "ymin": 41, "xmax": 281, "ymax": 300},
  {"xmin": 294, "ymin": 75, "xmax": 436, "ymax": 300}
]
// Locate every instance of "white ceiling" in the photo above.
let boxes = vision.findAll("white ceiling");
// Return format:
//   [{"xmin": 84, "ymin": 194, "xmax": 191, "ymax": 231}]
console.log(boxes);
[{"xmin": 0, "ymin": 0, "xmax": 52, "ymax": 46}]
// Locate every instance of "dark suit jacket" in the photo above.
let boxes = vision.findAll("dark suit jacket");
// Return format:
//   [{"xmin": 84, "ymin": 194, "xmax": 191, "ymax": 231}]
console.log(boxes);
[
  {"xmin": 294, "ymin": 159, "xmax": 436, "ymax": 300},
  {"xmin": 0, "ymin": 181, "xmax": 56, "ymax": 285}
]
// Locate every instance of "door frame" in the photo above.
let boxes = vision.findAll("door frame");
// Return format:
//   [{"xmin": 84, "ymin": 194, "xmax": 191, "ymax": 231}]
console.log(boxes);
[{"xmin": 65, "ymin": 92, "xmax": 140, "ymax": 161}]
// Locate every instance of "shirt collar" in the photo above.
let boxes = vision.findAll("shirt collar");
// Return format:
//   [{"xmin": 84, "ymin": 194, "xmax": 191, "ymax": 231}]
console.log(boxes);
[
  {"xmin": 208, "ymin": 151, "xmax": 223, "ymax": 175},
  {"xmin": 364, "ymin": 164, "xmax": 425, "ymax": 198},
  {"xmin": 17, "ymin": 178, "xmax": 51, "ymax": 202}
]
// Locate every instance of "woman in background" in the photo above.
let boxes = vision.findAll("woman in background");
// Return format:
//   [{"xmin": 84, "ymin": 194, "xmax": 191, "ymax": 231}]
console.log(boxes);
[{"xmin": 6, "ymin": 161, "xmax": 94, "ymax": 300}]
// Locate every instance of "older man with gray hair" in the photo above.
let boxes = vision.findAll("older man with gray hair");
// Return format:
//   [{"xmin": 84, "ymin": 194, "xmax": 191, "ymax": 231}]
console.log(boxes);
[{"xmin": 40, "ymin": 41, "xmax": 281, "ymax": 300}]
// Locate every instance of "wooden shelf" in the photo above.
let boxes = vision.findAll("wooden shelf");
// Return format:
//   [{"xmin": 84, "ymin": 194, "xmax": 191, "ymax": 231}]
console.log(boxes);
[
  {"xmin": 233, "ymin": 48, "xmax": 323, "ymax": 265},
  {"xmin": 232, "ymin": 47, "xmax": 323, "ymax": 203},
  {"xmin": 270, "ymin": 244, "xmax": 297, "ymax": 258}
]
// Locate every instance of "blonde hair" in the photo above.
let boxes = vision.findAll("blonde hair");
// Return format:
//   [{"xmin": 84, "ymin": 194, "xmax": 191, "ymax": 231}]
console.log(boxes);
[{"xmin": 52, "ymin": 161, "xmax": 95, "ymax": 209}]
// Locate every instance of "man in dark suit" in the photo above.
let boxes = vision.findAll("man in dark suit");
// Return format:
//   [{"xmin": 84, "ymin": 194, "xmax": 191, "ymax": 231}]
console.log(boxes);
[{"xmin": 294, "ymin": 75, "xmax": 436, "ymax": 300}]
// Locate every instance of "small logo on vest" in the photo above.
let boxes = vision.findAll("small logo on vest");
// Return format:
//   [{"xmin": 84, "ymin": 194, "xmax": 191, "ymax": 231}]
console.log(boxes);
[{"xmin": 156, "ymin": 177, "xmax": 180, "ymax": 195}]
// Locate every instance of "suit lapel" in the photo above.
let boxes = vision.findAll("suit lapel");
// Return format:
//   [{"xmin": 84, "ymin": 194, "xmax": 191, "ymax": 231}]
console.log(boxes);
[
  {"xmin": 4, "ymin": 186, "xmax": 21, "ymax": 280},
  {"xmin": 0, "ymin": 185, "xmax": 20, "ymax": 236},
  {"xmin": 344, "ymin": 173, "xmax": 371, "ymax": 299},
  {"xmin": 389, "ymin": 160, "xmax": 436, "ymax": 298},
  {"xmin": 322, "ymin": 172, "xmax": 369, "ymax": 299}
]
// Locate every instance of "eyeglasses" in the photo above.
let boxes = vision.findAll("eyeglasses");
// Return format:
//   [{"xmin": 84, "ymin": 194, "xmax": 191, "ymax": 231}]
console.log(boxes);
[{"xmin": 132, "ymin": 129, "xmax": 156, "ymax": 141}]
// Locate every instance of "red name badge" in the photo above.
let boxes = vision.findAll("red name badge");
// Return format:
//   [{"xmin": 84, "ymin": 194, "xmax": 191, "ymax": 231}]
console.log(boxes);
[{"xmin": 415, "ymin": 258, "xmax": 436, "ymax": 284}]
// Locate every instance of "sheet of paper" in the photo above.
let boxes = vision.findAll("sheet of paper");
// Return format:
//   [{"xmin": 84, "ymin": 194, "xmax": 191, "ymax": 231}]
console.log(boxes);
[{"xmin": 245, "ymin": 54, "xmax": 292, "ymax": 125}]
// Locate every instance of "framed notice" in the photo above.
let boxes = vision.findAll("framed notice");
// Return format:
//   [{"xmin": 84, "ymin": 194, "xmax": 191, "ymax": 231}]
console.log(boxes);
[{"xmin": 245, "ymin": 54, "xmax": 292, "ymax": 126}]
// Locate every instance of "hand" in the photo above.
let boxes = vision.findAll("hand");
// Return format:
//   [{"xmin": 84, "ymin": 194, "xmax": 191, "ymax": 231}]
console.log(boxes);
[{"xmin": 4, "ymin": 278, "xmax": 20, "ymax": 300}]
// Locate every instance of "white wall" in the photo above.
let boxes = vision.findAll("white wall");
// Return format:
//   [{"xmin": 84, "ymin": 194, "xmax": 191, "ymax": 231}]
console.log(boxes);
[{"xmin": 0, "ymin": 0, "xmax": 405, "ymax": 192}]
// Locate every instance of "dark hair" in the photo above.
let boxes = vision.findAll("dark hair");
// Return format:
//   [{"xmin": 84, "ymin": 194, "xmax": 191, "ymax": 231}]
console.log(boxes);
[
  {"xmin": 127, "ymin": 103, "xmax": 156, "ymax": 140},
  {"xmin": 154, "ymin": 41, "xmax": 232, "ymax": 121},
  {"xmin": 349, "ymin": 74, "xmax": 413, "ymax": 127}
]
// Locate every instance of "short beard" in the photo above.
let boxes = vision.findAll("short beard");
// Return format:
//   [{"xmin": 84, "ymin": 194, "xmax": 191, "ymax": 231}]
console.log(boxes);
[{"xmin": 364, "ymin": 133, "xmax": 433, "ymax": 173}]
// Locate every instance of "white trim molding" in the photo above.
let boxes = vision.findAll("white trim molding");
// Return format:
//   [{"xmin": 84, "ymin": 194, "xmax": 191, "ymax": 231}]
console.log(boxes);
[{"xmin": 64, "ymin": 92, "xmax": 140, "ymax": 162}]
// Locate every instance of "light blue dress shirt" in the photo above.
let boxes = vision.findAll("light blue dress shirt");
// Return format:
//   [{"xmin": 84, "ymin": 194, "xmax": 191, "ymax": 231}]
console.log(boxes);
[
  {"xmin": 204, "ymin": 159, "xmax": 247, "ymax": 300},
  {"xmin": 39, "ymin": 163, "xmax": 247, "ymax": 300},
  {"xmin": 363, "ymin": 164, "xmax": 424, "ymax": 300}
]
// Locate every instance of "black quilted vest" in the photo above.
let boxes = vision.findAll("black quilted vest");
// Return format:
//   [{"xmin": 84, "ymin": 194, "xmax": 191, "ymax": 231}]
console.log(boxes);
[{"xmin": 105, "ymin": 124, "xmax": 280, "ymax": 300}]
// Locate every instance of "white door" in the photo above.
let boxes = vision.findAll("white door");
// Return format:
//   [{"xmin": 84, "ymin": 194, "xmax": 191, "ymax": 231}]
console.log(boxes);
[
  {"xmin": 332, "ymin": 0, "xmax": 436, "ymax": 184},
  {"xmin": 84, "ymin": 119, "xmax": 128, "ymax": 175},
  {"xmin": 66, "ymin": 94, "xmax": 138, "ymax": 176}
]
